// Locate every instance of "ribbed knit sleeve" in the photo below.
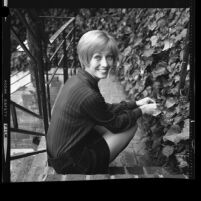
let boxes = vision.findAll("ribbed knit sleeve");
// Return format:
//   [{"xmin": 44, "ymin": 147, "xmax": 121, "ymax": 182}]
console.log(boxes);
[
  {"xmin": 106, "ymin": 100, "xmax": 139, "ymax": 114},
  {"xmin": 81, "ymin": 93, "xmax": 142, "ymax": 133}
]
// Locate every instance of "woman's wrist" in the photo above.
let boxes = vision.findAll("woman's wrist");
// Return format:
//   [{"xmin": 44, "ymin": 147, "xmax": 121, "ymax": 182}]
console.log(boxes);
[
  {"xmin": 139, "ymin": 105, "xmax": 145, "ymax": 114},
  {"xmin": 136, "ymin": 100, "xmax": 141, "ymax": 107}
]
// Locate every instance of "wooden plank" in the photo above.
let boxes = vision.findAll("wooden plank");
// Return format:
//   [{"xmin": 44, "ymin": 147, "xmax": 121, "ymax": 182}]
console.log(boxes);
[
  {"xmin": 65, "ymin": 174, "xmax": 87, "ymax": 181},
  {"xmin": 90, "ymin": 174, "xmax": 110, "ymax": 180},
  {"xmin": 163, "ymin": 174, "xmax": 187, "ymax": 179},
  {"xmin": 125, "ymin": 166, "xmax": 144, "ymax": 175},
  {"xmin": 110, "ymin": 174, "xmax": 134, "ymax": 179},
  {"xmin": 121, "ymin": 150, "xmax": 138, "ymax": 166},
  {"xmin": 109, "ymin": 149, "xmax": 137, "ymax": 168},
  {"xmin": 108, "ymin": 167, "xmax": 125, "ymax": 174},
  {"xmin": 45, "ymin": 173, "xmax": 64, "ymax": 181}
]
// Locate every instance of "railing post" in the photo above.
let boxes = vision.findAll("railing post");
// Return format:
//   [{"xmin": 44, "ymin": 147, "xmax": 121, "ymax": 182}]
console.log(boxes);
[
  {"xmin": 26, "ymin": 9, "xmax": 49, "ymax": 134},
  {"xmin": 73, "ymin": 17, "xmax": 76, "ymax": 74},
  {"xmin": 37, "ymin": 49, "xmax": 49, "ymax": 134},
  {"xmin": 10, "ymin": 104, "xmax": 18, "ymax": 129},
  {"xmin": 45, "ymin": 65, "xmax": 52, "ymax": 120},
  {"xmin": 62, "ymin": 32, "xmax": 68, "ymax": 83},
  {"xmin": 18, "ymin": 9, "xmax": 43, "ymax": 116}
]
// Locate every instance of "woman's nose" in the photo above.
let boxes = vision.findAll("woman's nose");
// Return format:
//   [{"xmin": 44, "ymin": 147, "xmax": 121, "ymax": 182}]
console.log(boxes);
[{"xmin": 101, "ymin": 57, "xmax": 108, "ymax": 67}]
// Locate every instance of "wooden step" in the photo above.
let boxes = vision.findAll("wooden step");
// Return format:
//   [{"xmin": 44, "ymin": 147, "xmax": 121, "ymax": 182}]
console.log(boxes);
[{"xmin": 44, "ymin": 166, "xmax": 188, "ymax": 181}]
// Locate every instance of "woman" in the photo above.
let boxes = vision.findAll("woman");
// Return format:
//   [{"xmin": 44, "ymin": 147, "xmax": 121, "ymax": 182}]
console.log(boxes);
[{"xmin": 47, "ymin": 30, "xmax": 157, "ymax": 174}]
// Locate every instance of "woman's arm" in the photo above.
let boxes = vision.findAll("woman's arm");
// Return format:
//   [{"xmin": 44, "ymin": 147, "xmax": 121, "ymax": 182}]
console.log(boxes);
[
  {"xmin": 106, "ymin": 97, "xmax": 156, "ymax": 114},
  {"xmin": 106, "ymin": 100, "xmax": 139, "ymax": 114},
  {"xmin": 81, "ymin": 93, "xmax": 142, "ymax": 133}
]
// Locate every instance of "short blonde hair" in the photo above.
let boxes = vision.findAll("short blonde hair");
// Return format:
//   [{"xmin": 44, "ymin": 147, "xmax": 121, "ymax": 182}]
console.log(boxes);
[{"xmin": 77, "ymin": 30, "xmax": 119, "ymax": 68}]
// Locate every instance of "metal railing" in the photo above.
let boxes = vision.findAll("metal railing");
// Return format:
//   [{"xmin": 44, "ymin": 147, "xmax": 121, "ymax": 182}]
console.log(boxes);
[
  {"xmin": 10, "ymin": 100, "xmax": 46, "ymax": 161},
  {"xmin": 44, "ymin": 16, "xmax": 76, "ymax": 120},
  {"xmin": 3, "ymin": 8, "xmax": 77, "ymax": 183}
]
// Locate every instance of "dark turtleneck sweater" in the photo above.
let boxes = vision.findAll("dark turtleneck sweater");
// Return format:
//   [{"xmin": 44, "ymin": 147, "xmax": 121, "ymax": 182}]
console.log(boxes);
[{"xmin": 46, "ymin": 68, "xmax": 142, "ymax": 158}]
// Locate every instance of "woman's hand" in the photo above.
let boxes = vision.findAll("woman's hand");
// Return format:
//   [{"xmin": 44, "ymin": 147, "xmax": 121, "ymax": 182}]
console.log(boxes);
[
  {"xmin": 139, "ymin": 103, "xmax": 158, "ymax": 115},
  {"xmin": 136, "ymin": 97, "xmax": 156, "ymax": 106}
]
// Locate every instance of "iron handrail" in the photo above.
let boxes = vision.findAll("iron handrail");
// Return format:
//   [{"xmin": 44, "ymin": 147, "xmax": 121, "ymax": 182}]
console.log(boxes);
[
  {"xmin": 10, "ymin": 26, "xmax": 37, "ymax": 64},
  {"xmin": 7, "ymin": 13, "xmax": 77, "ymax": 183},
  {"xmin": 49, "ymin": 27, "xmax": 74, "ymax": 62},
  {"xmin": 10, "ymin": 70, "xmax": 24, "ymax": 78},
  {"xmin": 49, "ymin": 40, "xmax": 65, "ymax": 62},
  {"xmin": 58, "ymin": 37, "xmax": 74, "ymax": 66},
  {"xmin": 10, "ymin": 81, "xmax": 32, "ymax": 95},
  {"xmin": 10, "ymin": 128, "xmax": 45, "ymax": 136},
  {"xmin": 46, "ymin": 65, "xmax": 61, "ymax": 86},
  {"xmin": 11, "ymin": 72, "xmax": 31, "ymax": 85},
  {"xmin": 11, "ymin": 149, "xmax": 46, "ymax": 160},
  {"xmin": 49, "ymin": 17, "xmax": 75, "ymax": 44},
  {"xmin": 44, "ymin": 18, "xmax": 76, "ymax": 123},
  {"xmin": 47, "ymin": 37, "xmax": 74, "ymax": 86},
  {"xmin": 10, "ymin": 100, "xmax": 42, "ymax": 119}
]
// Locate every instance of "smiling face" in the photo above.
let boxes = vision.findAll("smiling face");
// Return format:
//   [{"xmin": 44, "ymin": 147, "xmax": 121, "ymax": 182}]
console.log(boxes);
[
  {"xmin": 85, "ymin": 50, "xmax": 114, "ymax": 80},
  {"xmin": 77, "ymin": 30, "xmax": 119, "ymax": 79}
]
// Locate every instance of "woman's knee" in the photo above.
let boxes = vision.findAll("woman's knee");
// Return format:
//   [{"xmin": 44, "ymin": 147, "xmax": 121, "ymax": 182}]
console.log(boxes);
[
  {"xmin": 94, "ymin": 125, "xmax": 110, "ymax": 136},
  {"xmin": 126, "ymin": 124, "xmax": 138, "ymax": 138},
  {"xmin": 101, "ymin": 124, "xmax": 138, "ymax": 162}
]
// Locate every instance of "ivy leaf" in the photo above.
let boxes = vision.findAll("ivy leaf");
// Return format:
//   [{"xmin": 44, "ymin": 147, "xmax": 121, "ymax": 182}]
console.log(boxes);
[
  {"xmin": 148, "ymin": 21, "xmax": 157, "ymax": 30},
  {"xmin": 143, "ymin": 49, "xmax": 154, "ymax": 57},
  {"xmin": 142, "ymin": 90, "xmax": 149, "ymax": 97},
  {"xmin": 152, "ymin": 62, "xmax": 168, "ymax": 79},
  {"xmin": 174, "ymin": 28, "xmax": 187, "ymax": 42},
  {"xmin": 145, "ymin": 58, "xmax": 153, "ymax": 67},
  {"xmin": 123, "ymin": 46, "xmax": 132, "ymax": 57},
  {"xmin": 165, "ymin": 97, "xmax": 177, "ymax": 108},
  {"xmin": 152, "ymin": 137, "xmax": 162, "ymax": 149},
  {"xmin": 125, "ymin": 82, "xmax": 133, "ymax": 92},
  {"xmin": 152, "ymin": 108, "xmax": 162, "ymax": 116},
  {"xmin": 164, "ymin": 125, "xmax": 181, "ymax": 136},
  {"xmin": 122, "ymin": 9, "xmax": 126, "ymax": 13},
  {"xmin": 180, "ymin": 50, "xmax": 184, "ymax": 60},
  {"xmin": 176, "ymin": 154, "xmax": 188, "ymax": 168},
  {"xmin": 162, "ymin": 145, "xmax": 174, "ymax": 157},
  {"xmin": 180, "ymin": 119, "xmax": 189, "ymax": 138},
  {"xmin": 187, "ymin": 64, "xmax": 190, "ymax": 71},
  {"xmin": 123, "ymin": 63, "xmax": 131, "ymax": 75},
  {"xmin": 163, "ymin": 121, "xmax": 189, "ymax": 144},
  {"xmin": 162, "ymin": 40, "xmax": 173, "ymax": 51},
  {"xmin": 133, "ymin": 37, "xmax": 142, "ymax": 47},
  {"xmin": 150, "ymin": 35, "xmax": 158, "ymax": 46},
  {"xmin": 174, "ymin": 74, "xmax": 180, "ymax": 83},
  {"xmin": 162, "ymin": 78, "xmax": 174, "ymax": 88},
  {"xmin": 173, "ymin": 115, "xmax": 183, "ymax": 124},
  {"xmin": 157, "ymin": 18, "xmax": 167, "ymax": 28},
  {"xmin": 167, "ymin": 63, "xmax": 176, "ymax": 73},
  {"xmin": 165, "ymin": 108, "xmax": 177, "ymax": 120},
  {"xmin": 170, "ymin": 84, "xmax": 179, "ymax": 96},
  {"xmin": 155, "ymin": 11, "xmax": 164, "ymax": 21}
]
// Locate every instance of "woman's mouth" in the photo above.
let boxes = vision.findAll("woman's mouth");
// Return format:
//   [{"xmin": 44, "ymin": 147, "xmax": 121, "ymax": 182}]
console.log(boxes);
[{"xmin": 98, "ymin": 68, "xmax": 109, "ymax": 73}]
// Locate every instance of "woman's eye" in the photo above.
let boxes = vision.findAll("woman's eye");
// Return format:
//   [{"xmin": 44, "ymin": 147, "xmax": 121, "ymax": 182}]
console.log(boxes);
[
  {"xmin": 94, "ymin": 55, "xmax": 101, "ymax": 60},
  {"xmin": 107, "ymin": 56, "xmax": 113, "ymax": 60}
]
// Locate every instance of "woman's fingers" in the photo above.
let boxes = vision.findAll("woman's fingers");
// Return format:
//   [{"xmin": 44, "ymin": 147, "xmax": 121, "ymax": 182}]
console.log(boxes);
[{"xmin": 147, "ymin": 97, "xmax": 156, "ymax": 104}]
